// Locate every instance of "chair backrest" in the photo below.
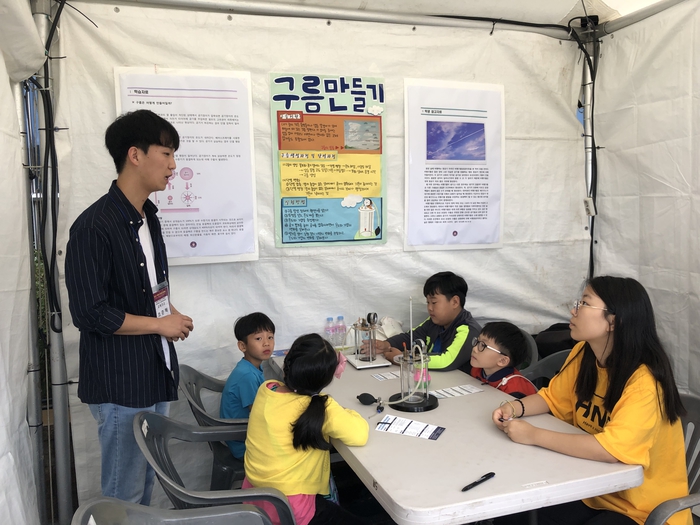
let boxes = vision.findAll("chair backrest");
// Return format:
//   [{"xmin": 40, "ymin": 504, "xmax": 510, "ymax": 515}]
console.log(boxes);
[
  {"xmin": 644, "ymin": 393, "xmax": 700, "ymax": 525},
  {"xmin": 519, "ymin": 329, "xmax": 539, "ymax": 370},
  {"xmin": 522, "ymin": 349, "xmax": 571, "ymax": 384},
  {"xmin": 179, "ymin": 364, "xmax": 246, "ymax": 427},
  {"xmin": 132, "ymin": 411, "xmax": 295, "ymax": 524},
  {"xmin": 71, "ymin": 496, "xmax": 274, "ymax": 525},
  {"xmin": 680, "ymin": 392, "xmax": 700, "ymax": 495}
]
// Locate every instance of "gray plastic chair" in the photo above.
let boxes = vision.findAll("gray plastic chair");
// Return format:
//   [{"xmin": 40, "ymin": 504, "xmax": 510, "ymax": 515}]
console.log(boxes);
[
  {"xmin": 133, "ymin": 411, "xmax": 295, "ymax": 525},
  {"xmin": 179, "ymin": 364, "xmax": 247, "ymax": 490},
  {"xmin": 71, "ymin": 496, "xmax": 276, "ymax": 525},
  {"xmin": 522, "ymin": 349, "xmax": 571, "ymax": 388},
  {"xmin": 645, "ymin": 392, "xmax": 700, "ymax": 525},
  {"xmin": 519, "ymin": 329, "xmax": 539, "ymax": 370}
]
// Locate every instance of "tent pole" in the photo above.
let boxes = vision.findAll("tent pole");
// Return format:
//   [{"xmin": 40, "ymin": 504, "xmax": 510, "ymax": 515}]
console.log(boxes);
[
  {"xmin": 47, "ymin": 311, "xmax": 72, "ymax": 525},
  {"xmin": 32, "ymin": 1, "xmax": 75, "ymax": 522},
  {"xmin": 17, "ymin": 79, "xmax": 48, "ymax": 525},
  {"xmin": 582, "ymin": 43, "xmax": 594, "ymax": 200},
  {"xmin": 582, "ymin": 38, "xmax": 598, "ymax": 279},
  {"xmin": 113, "ymin": 0, "xmax": 570, "ymax": 39},
  {"xmin": 598, "ymin": 0, "xmax": 689, "ymax": 36}
]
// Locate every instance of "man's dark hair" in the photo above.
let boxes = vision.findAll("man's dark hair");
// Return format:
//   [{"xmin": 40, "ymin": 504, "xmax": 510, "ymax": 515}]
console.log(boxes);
[
  {"xmin": 423, "ymin": 271, "xmax": 468, "ymax": 308},
  {"xmin": 234, "ymin": 312, "xmax": 276, "ymax": 343},
  {"xmin": 480, "ymin": 322, "xmax": 528, "ymax": 369},
  {"xmin": 105, "ymin": 110, "xmax": 180, "ymax": 173}
]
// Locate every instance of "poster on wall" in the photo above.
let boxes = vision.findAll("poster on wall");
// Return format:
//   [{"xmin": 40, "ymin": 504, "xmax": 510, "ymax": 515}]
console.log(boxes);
[
  {"xmin": 404, "ymin": 79, "xmax": 504, "ymax": 251},
  {"xmin": 116, "ymin": 68, "xmax": 258, "ymax": 265},
  {"xmin": 270, "ymin": 73, "xmax": 386, "ymax": 247}
]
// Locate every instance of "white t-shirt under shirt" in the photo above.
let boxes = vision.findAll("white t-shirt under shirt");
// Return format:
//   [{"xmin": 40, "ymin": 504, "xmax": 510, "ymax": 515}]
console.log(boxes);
[{"xmin": 138, "ymin": 216, "xmax": 171, "ymax": 370}]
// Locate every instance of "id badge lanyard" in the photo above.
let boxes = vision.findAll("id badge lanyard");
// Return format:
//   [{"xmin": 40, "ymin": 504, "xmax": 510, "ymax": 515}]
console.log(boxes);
[
  {"xmin": 111, "ymin": 194, "xmax": 170, "ymax": 316},
  {"xmin": 145, "ymin": 232, "xmax": 170, "ymax": 320},
  {"xmin": 153, "ymin": 280, "xmax": 171, "ymax": 320}
]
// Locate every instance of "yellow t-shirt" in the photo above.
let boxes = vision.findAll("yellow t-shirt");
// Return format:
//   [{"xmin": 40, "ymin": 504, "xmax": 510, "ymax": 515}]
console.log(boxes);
[
  {"xmin": 538, "ymin": 342, "xmax": 691, "ymax": 525},
  {"xmin": 244, "ymin": 380, "xmax": 369, "ymax": 496}
]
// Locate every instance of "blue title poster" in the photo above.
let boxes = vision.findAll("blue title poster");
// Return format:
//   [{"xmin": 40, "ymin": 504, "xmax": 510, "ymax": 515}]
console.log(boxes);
[{"xmin": 270, "ymin": 73, "xmax": 386, "ymax": 246}]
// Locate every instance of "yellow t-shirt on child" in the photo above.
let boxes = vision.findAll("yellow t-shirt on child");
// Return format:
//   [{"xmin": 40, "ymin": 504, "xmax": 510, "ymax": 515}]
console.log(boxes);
[{"xmin": 245, "ymin": 380, "xmax": 369, "ymax": 496}]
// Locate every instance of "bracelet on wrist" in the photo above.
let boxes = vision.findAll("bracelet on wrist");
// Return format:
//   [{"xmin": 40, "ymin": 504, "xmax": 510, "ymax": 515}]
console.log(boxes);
[
  {"xmin": 515, "ymin": 398, "xmax": 525, "ymax": 418},
  {"xmin": 500, "ymin": 400, "xmax": 517, "ymax": 418}
]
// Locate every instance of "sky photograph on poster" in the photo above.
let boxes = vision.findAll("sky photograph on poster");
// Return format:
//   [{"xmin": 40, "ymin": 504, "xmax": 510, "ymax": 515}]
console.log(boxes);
[
  {"xmin": 426, "ymin": 121, "xmax": 485, "ymax": 161},
  {"xmin": 344, "ymin": 120, "xmax": 381, "ymax": 150}
]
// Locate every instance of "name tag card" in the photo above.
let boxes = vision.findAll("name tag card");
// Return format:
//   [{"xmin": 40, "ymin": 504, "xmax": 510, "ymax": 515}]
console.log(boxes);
[{"xmin": 153, "ymin": 280, "xmax": 171, "ymax": 319}]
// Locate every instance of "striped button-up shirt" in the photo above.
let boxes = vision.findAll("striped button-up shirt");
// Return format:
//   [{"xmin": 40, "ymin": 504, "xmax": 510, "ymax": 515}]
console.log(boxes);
[{"xmin": 65, "ymin": 181, "xmax": 179, "ymax": 408}]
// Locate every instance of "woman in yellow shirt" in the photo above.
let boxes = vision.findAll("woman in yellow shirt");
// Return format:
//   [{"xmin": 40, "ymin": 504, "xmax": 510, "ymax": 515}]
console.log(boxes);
[{"xmin": 492, "ymin": 276, "xmax": 690, "ymax": 525}]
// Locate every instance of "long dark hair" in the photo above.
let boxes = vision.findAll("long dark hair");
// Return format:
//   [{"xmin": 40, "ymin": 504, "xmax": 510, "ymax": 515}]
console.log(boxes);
[
  {"xmin": 574, "ymin": 276, "xmax": 685, "ymax": 423},
  {"xmin": 283, "ymin": 333, "xmax": 338, "ymax": 450}
]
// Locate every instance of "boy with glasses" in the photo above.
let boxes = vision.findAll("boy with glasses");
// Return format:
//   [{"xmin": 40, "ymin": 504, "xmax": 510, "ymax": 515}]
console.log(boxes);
[{"xmin": 470, "ymin": 322, "xmax": 537, "ymax": 399}]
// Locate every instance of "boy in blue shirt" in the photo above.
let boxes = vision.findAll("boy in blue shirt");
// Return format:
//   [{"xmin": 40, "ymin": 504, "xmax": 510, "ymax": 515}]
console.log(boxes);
[{"xmin": 220, "ymin": 312, "xmax": 275, "ymax": 459}]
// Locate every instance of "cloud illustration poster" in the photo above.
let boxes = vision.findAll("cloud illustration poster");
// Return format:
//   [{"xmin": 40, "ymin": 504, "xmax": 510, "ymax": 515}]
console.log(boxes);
[
  {"xmin": 404, "ymin": 79, "xmax": 504, "ymax": 250},
  {"xmin": 270, "ymin": 73, "xmax": 386, "ymax": 246}
]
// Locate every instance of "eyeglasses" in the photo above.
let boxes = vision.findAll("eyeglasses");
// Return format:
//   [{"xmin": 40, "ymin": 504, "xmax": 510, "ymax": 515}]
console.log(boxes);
[
  {"xmin": 471, "ymin": 337, "xmax": 503, "ymax": 355},
  {"xmin": 572, "ymin": 300, "xmax": 608, "ymax": 314}
]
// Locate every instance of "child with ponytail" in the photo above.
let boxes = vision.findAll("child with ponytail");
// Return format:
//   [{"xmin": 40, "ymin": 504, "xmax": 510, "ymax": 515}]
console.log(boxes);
[{"xmin": 244, "ymin": 333, "xmax": 369, "ymax": 525}]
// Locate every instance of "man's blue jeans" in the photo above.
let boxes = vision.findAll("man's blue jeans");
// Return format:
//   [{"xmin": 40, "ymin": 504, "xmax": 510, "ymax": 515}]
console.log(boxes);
[{"xmin": 89, "ymin": 402, "xmax": 169, "ymax": 505}]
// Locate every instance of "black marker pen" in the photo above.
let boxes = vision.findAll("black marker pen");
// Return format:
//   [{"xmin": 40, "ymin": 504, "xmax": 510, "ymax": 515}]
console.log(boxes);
[{"xmin": 461, "ymin": 472, "xmax": 495, "ymax": 492}]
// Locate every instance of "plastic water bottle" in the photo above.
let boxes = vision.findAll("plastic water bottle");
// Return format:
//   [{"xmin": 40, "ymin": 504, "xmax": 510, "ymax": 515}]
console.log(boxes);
[
  {"xmin": 324, "ymin": 317, "xmax": 336, "ymax": 346},
  {"xmin": 335, "ymin": 316, "xmax": 347, "ymax": 348}
]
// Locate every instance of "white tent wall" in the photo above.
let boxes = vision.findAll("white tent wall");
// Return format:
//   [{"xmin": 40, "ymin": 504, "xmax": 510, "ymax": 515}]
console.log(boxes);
[
  {"xmin": 0, "ymin": 1, "xmax": 52, "ymax": 524},
  {"xmin": 0, "ymin": 67, "xmax": 41, "ymax": 525},
  {"xmin": 55, "ymin": 2, "xmax": 588, "ymax": 505},
  {"xmin": 594, "ymin": 0, "xmax": 700, "ymax": 392}
]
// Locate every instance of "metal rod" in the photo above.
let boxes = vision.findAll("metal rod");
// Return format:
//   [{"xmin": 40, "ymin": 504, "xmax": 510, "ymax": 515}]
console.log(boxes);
[
  {"xmin": 598, "ymin": 0, "xmax": 689, "ymax": 36},
  {"xmin": 17, "ymin": 80, "xmax": 48, "ymax": 525},
  {"xmin": 582, "ymin": 43, "xmax": 594, "ymax": 198},
  {"xmin": 31, "ymin": 3, "xmax": 74, "ymax": 523},
  {"xmin": 106, "ymin": 0, "xmax": 571, "ymax": 39},
  {"xmin": 48, "ymin": 323, "xmax": 72, "ymax": 525},
  {"xmin": 581, "ymin": 39, "xmax": 598, "ymax": 280}
]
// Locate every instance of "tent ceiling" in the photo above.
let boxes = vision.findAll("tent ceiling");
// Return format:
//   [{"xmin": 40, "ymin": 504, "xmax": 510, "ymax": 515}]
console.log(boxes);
[
  {"xmin": 246, "ymin": 0, "xmax": 660, "ymax": 25},
  {"xmin": 0, "ymin": 0, "xmax": 676, "ymax": 81}
]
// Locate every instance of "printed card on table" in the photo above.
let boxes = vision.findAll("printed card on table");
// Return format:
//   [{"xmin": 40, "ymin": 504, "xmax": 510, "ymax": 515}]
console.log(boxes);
[
  {"xmin": 372, "ymin": 371, "xmax": 400, "ymax": 381},
  {"xmin": 430, "ymin": 384, "xmax": 483, "ymax": 398},
  {"xmin": 375, "ymin": 415, "xmax": 445, "ymax": 440}
]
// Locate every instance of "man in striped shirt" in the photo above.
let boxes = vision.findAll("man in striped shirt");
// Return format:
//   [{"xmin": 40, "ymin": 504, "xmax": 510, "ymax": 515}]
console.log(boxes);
[{"xmin": 65, "ymin": 110, "xmax": 194, "ymax": 504}]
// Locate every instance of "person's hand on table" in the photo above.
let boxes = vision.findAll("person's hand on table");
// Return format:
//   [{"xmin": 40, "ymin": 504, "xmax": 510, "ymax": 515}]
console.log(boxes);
[
  {"xmin": 493, "ymin": 403, "xmax": 537, "ymax": 444},
  {"xmin": 361, "ymin": 339, "xmax": 390, "ymax": 354},
  {"xmin": 383, "ymin": 347, "xmax": 402, "ymax": 364},
  {"xmin": 500, "ymin": 419, "xmax": 537, "ymax": 445},
  {"xmin": 360, "ymin": 339, "xmax": 402, "ymax": 364},
  {"xmin": 492, "ymin": 404, "xmax": 515, "ymax": 429}
]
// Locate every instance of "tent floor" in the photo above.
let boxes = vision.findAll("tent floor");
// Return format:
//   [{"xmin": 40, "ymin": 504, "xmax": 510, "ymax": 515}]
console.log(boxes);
[{"xmin": 332, "ymin": 460, "xmax": 397, "ymax": 524}]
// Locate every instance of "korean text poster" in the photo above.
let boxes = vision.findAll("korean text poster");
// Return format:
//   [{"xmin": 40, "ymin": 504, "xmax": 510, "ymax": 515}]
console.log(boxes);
[
  {"xmin": 404, "ymin": 79, "xmax": 504, "ymax": 250},
  {"xmin": 116, "ymin": 68, "xmax": 258, "ymax": 264},
  {"xmin": 270, "ymin": 73, "xmax": 386, "ymax": 246}
]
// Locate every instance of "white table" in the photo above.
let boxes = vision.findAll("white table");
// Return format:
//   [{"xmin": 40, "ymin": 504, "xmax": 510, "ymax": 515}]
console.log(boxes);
[{"xmin": 269, "ymin": 357, "xmax": 643, "ymax": 524}]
